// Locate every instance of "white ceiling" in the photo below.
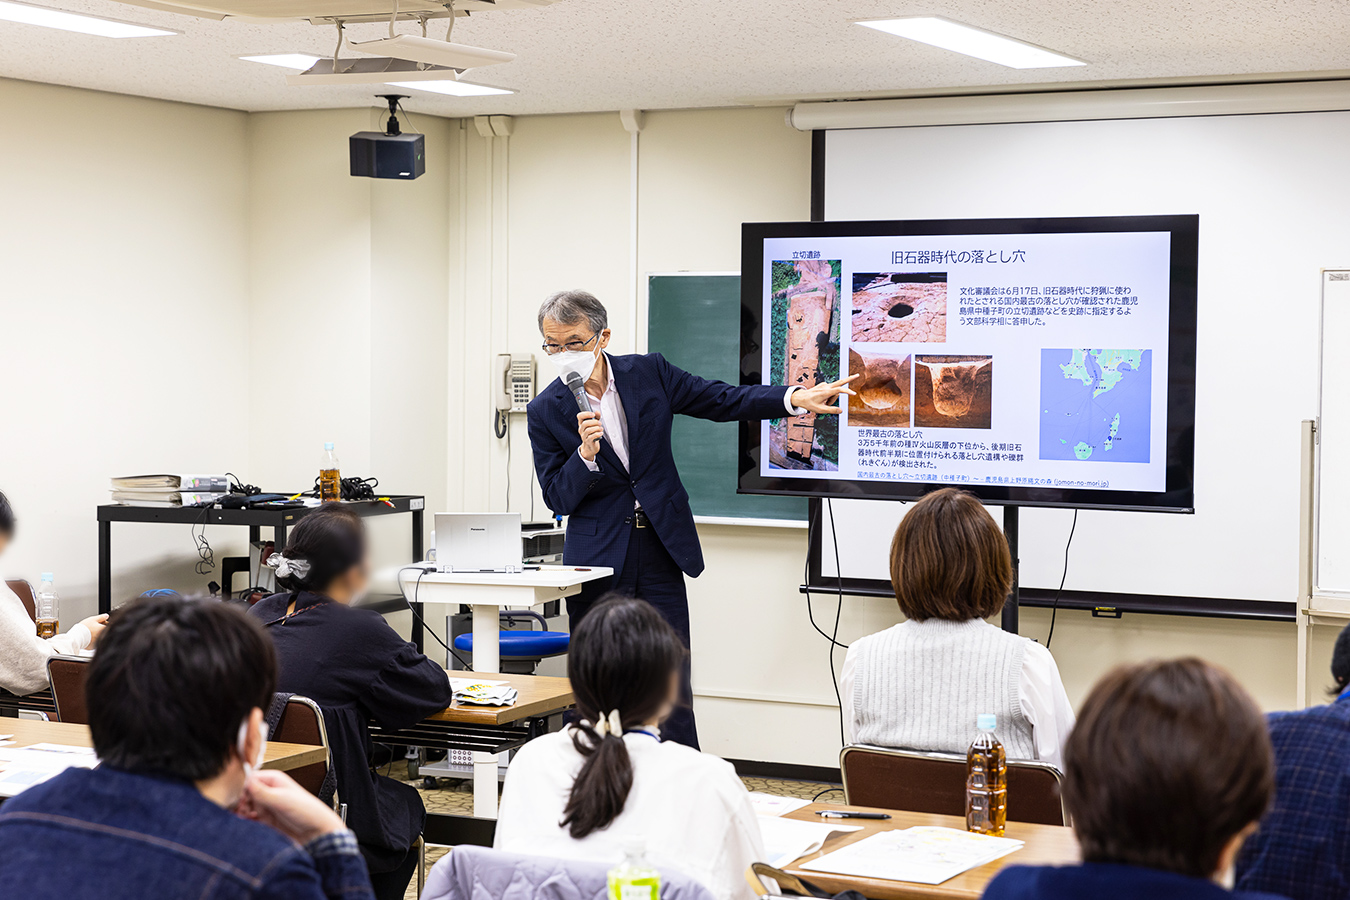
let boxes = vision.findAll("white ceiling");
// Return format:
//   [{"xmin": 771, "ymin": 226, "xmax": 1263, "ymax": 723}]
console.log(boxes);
[{"xmin": 4, "ymin": 0, "xmax": 1350, "ymax": 117}]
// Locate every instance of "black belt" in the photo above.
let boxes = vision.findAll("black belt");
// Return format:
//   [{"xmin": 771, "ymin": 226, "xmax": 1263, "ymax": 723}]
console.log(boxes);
[{"xmin": 625, "ymin": 509, "xmax": 651, "ymax": 529}]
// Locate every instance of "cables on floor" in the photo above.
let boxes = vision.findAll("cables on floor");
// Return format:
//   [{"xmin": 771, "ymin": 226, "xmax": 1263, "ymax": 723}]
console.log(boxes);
[{"xmin": 1045, "ymin": 509, "xmax": 1079, "ymax": 649}]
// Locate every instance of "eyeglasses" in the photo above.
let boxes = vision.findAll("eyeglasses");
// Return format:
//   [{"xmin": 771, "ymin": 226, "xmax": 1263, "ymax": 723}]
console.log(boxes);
[{"xmin": 541, "ymin": 332, "xmax": 600, "ymax": 355}]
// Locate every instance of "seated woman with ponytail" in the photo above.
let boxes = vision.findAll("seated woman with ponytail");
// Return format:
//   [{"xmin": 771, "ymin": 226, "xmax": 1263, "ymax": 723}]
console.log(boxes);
[
  {"xmin": 247, "ymin": 503, "xmax": 452, "ymax": 900},
  {"xmin": 494, "ymin": 595, "xmax": 765, "ymax": 900}
]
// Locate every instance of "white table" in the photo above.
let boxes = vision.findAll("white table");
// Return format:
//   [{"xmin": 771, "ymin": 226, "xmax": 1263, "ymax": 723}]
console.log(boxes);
[{"xmin": 394, "ymin": 564, "xmax": 612, "ymax": 816}]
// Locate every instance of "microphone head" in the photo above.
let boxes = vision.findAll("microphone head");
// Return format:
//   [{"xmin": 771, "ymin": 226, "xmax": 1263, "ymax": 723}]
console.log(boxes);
[{"xmin": 563, "ymin": 370, "xmax": 586, "ymax": 390}]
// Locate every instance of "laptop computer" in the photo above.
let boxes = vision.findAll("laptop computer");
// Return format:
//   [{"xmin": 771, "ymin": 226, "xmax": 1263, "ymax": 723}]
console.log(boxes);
[{"xmin": 433, "ymin": 512, "xmax": 524, "ymax": 574}]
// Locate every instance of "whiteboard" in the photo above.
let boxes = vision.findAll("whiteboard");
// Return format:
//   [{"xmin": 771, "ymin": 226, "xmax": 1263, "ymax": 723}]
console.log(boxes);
[
  {"xmin": 1316, "ymin": 270, "xmax": 1350, "ymax": 596},
  {"xmin": 823, "ymin": 112, "xmax": 1350, "ymax": 605}
]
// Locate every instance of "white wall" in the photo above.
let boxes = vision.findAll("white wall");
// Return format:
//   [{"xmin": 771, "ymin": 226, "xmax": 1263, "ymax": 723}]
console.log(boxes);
[
  {"xmin": 247, "ymin": 109, "xmax": 453, "ymax": 569},
  {"xmin": 0, "ymin": 85, "xmax": 452, "ymax": 620},
  {"xmin": 0, "ymin": 78, "xmax": 251, "ymax": 617}
]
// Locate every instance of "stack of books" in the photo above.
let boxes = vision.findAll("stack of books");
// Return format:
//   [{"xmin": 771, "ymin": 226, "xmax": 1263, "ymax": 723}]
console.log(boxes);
[{"xmin": 110, "ymin": 474, "xmax": 230, "ymax": 508}]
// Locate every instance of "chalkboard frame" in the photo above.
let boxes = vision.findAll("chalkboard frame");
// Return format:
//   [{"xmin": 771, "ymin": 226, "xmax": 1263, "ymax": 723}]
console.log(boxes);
[{"xmin": 647, "ymin": 272, "xmax": 808, "ymax": 527}]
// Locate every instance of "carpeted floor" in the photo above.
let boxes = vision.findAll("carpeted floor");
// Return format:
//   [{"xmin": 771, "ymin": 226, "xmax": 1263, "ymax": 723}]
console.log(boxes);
[{"xmin": 396, "ymin": 761, "xmax": 840, "ymax": 899}]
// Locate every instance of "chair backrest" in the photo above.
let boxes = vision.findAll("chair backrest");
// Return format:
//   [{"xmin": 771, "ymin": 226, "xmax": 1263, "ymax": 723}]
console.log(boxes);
[
  {"xmin": 840, "ymin": 744, "xmax": 1068, "ymax": 826},
  {"xmin": 47, "ymin": 655, "xmax": 91, "ymax": 725},
  {"xmin": 271, "ymin": 695, "xmax": 333, "ymax": 801},
  {"xmin": 422, "ymin": 846, "xmax": 716, "ymax": 900},
  {"xmin": 6, "ymin": 579, "xmax": 36, "ymax": 623}
]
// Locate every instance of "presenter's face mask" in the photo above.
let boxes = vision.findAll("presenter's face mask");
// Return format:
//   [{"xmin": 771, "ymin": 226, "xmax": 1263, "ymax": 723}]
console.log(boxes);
[{"xmin": 548, "ymin": 334, "xmax": 603, "ymax": 382}]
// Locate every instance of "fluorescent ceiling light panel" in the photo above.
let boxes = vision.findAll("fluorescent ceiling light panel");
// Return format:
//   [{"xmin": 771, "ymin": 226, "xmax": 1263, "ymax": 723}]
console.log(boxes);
[
  {"xmin": 387, "ymin": 80, "xmax": 513, "ymax": 97},
  {"xmin": 239, "ymin": 53, "xmax": 323, "ymax": 70},
  {"xmin": 0, "ymin": 0, "xmax": 174, "ymax": 36},
  {"xmin": 856, "ymin": 17, "xmax": 1085, "ymax": 69}
]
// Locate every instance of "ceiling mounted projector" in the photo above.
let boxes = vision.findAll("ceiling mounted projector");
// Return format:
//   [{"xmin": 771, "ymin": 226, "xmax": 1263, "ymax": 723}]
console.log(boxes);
[
  {"xmin": 349, "ymin": 33, "xmax": 513, "ymax": 69},
  {"xmin": 112, "ymin": 0, "xmax": 557, "ymax": 25},
  {"xmin": 286, "ymin": 56, "xmax": 460, "ymax": 84}
]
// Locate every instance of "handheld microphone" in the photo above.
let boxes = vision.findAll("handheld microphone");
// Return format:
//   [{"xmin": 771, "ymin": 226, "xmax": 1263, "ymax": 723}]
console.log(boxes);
[{"xmin": 564, "ymin": 371, "xmax": 592, "ymax": 413}]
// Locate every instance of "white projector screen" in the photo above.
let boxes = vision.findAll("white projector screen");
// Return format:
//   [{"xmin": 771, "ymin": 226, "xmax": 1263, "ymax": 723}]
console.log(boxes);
[{"xmin": 818, "ymin": 111, "xmax": 1350, "ymax": 609}]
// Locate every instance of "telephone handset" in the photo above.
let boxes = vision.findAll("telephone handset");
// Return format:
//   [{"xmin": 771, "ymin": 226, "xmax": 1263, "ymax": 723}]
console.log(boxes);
[{"xmin": 495, "ymin": 353, "xmax": 536, "ymax": 414}]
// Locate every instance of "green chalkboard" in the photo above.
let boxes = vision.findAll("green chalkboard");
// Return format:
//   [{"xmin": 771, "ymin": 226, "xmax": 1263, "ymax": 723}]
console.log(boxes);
[{"xmin": 647, "ymin": 274, "xmax": 808, "ymax": 523}]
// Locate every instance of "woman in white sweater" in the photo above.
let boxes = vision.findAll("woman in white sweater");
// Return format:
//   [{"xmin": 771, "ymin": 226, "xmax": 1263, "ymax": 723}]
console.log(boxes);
[
  {"xmin": 495, "ymin": 596, "xmax": 765, "ymax": 900},
  {"xmin": 840, "ymin": 488, "xmax": 1074, "ymax": 769},
  {"xmin": 0, "ymin": 491, "xmax": 106, "ymax": 695}
]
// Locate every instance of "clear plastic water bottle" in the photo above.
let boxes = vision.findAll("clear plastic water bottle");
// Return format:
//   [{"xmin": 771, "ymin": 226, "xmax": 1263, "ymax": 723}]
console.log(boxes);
[
  {"xmin": 966, "ymin": 713, "xmax": 1007, "ymax": 836},
  {"xmin": 319, "ymin": 442, "xmax": 341, "ymax": 502},
  {"xmin": 607, "ymin": 838, "xmax": 660, "ymax": 900},
  {"xmin": 35, "ymin": 573, "xmax": 59, "ymax": 640}
]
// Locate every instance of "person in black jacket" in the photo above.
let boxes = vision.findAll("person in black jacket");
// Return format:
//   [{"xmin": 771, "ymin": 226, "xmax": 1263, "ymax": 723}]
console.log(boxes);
[{"xmin": 248, "ymin": 504, "xmax": 452, "ymax": 900}]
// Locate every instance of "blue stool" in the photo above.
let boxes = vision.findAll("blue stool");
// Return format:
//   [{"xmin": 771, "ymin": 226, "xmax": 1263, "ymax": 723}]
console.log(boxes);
[{"xmin": 453, "ymin": 611, "xmax": 569, "ymax": 674}]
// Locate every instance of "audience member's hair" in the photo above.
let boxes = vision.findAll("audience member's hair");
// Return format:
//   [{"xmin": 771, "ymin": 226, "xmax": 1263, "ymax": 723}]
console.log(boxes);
[
  {"xmin": 889, "ymin": 487, "xmax": 1012, "ymax": 621},
  {"xmin": 87, "ymin": 597, "xmax": 277, "ymax": 781},
  {"xmin": 1331, "ymin": 622, "xmax": 1350, "ymax": 696},
  {"xmin": 561, "ymin": 595, "xmax": 684, "ymax": 839},
  {"xmin": 272, "ymin": 503, "xmax": 366, "ymax": 594},
  {"xmin": 1064, "ymin": 658, "xmax": 1273, "ymax": 880},
  {"xmin": 0, "ymin": 489, "xmax": 14, "ymax": 537}
]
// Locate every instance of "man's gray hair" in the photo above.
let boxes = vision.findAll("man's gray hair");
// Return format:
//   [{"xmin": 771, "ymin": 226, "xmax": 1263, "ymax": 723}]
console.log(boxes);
[{"xmin": 538, "ymin": 290, "xmax": 608, "ymax": 335}]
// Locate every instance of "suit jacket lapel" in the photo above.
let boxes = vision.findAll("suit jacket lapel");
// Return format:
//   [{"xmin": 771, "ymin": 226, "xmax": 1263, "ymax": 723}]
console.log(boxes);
[
  {"xmin": 609, "ymin": 354, "xmax": 641, "ymax": 473},
  {"xmin": 558, "ymin": 373, "xmax": 628, "ymax": 477}
]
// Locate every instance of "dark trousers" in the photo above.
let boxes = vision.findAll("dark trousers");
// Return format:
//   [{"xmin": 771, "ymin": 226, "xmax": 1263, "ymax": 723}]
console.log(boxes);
[{"xmin": 567, "ymin": 521, "xmax": 699, "ymax": 749}]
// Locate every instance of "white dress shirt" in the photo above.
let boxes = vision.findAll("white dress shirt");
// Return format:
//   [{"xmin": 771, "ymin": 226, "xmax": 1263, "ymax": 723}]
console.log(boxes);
[
  {"xmin": 579, "ymin": 352, "xmax": 806, "ymax": 474},
  {"xmin": 838, "ymin": 622, "xmax": 1075, "ymax": 770},
  {"xmin": 495, "ymin": 727, "xmax": 766, "ymax": 900},
  {"xmin": 0, "ymin": 576, "xmax": 91, "ymax": 696}
]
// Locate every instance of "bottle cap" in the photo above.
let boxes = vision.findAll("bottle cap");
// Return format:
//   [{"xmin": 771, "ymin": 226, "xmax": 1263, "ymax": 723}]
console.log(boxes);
[
  {"xmin": 41, "ymin": 572, "xmax": 53, "ymax": 582},
  {"xmin": 977, "ymin": 713, "xmax": 997, "ymax": 731},
  {"xmin": 619, "ymin": 836, "xmax": 646, "ymax": 857},
  {"xmin": 324, "ymin": 442, "xmax": 335, "ymax": 451}
]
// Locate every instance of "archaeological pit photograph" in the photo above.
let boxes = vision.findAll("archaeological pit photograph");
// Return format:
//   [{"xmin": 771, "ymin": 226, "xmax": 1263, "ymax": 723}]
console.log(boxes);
[
  {"xmin": 914, "ymin": 355, "xmax": 993, "ymax": 429},
  {"xmin": 847, "ymin": 348, "xmax": 912, "ymax": 428},
  {"xmin": 767, "ymin": 258, "xmax": 841, "ymax": 471},
  {"xmin": 851, "ymin": 272, "xmax": 948, "ymax": 343}
]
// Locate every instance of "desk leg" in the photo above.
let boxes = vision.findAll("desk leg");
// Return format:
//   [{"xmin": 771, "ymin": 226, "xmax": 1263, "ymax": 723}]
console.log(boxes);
[
  {"xmin": 471, "ymin": 602, "xmax": 502, "ymax": 818},
  {"xmin": 410, "ymin": 510, "xmax": 425, "ymax": 652},
  {"xmin": 98, "ymin": 519, "xmax": 112, "ymax": 615}
]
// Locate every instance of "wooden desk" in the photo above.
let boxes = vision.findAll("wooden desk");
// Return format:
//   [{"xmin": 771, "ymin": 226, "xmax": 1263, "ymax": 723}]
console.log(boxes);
[
  {"xmin": 431, "ymin": 671, "xmax": 573, "ymax": 726},
  {"xmin": 1, "ymin": 718, "xmax": 328, "ymax": 772},
  {"xmin": 781, "ymin": 803, "xmax": 1079, "ymax": 900}
]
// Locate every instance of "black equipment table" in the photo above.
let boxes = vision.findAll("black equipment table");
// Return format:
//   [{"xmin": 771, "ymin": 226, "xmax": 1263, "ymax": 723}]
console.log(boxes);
[{"xmin": 96, "ymin": 496, "xmax": 426, "ymax": 642}]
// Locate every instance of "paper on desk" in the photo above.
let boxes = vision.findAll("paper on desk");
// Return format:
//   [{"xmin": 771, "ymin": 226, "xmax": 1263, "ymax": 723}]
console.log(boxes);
[
  {"xmin": 799, "ymin": 826, "xmax": 1023, "ymax": 885},
  {"xmin": 748, "ymin": 792, "xmax": 812, "ymax": 817},
  {"xmin": 758, "ymin": 815, "xmax": 862, "ymax": 868},
  {"xmin": 0, "ymin": 744, "xmax": 100, "ymax": 798},
  {"xmin": 452, "ymin": 680, "xmax": 519, "ymax": 706},
  {"xmin": 449, "ymin": 679, "xmax": 508, "ymax": 691}
]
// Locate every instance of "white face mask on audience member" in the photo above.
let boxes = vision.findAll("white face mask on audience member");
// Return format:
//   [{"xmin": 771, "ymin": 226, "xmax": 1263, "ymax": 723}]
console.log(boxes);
[{"xmin": 236, "ymin": 713, "xmax": 269, "ymax": 779}]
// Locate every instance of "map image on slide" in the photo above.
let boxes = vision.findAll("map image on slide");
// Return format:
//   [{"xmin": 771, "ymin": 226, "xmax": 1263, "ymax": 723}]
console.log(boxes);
[{"xmin": 1039, "ymin": 349, "xmax": 1152, "ymax": 463}]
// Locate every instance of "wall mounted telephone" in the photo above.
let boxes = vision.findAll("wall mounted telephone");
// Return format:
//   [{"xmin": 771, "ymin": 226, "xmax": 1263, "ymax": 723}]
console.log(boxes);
[
  {"xmin": 494, "ymin": 353, "xmax": 536, "ymax": 439},
  {"xmin": 496, "ymin": 353, "xmax": 536, "ymax": 413}
]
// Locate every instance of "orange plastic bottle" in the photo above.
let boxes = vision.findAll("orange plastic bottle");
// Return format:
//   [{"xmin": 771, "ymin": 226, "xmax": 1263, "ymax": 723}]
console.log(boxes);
[{"xmin": 966, "ymin": 713, "xmax": 1007, "ymax": 836}]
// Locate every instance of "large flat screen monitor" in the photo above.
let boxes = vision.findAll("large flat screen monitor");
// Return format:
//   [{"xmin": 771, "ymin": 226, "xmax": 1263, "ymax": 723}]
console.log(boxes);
[{"xmin": 738, "ymin": 214, "xmax": 1198, "ymax": 512}]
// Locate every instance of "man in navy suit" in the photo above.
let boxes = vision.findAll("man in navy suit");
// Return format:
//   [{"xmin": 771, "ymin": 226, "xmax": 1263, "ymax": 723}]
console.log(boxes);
[{"xmin": 527, "ymin": 290, "xmax": 854, "ymax": 748}]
